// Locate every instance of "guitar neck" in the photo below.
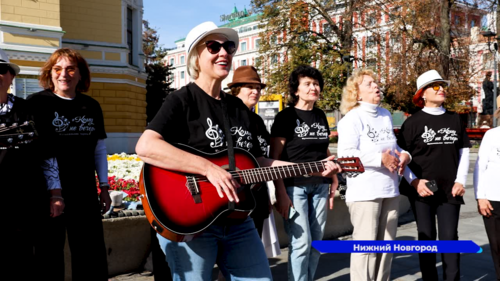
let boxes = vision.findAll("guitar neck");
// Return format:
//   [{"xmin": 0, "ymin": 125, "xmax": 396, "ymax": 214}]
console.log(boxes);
[{"xmin": 236, "ymin": 161, "xmax": 329, "ymax": 185}]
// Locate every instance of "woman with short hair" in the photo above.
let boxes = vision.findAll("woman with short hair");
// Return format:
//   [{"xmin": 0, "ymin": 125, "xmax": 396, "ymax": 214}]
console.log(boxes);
[
  {"xmin": 338, "ymin": 68, "xmax": 411, "ymax": 281},
  {"xmin": 136, "ymin": 22, "xmax": 340, "ymax": 281},
  {"xmin": 271, "ymin": 65, "xmax": 340, "ymax": 281},
  {"xmin": 29, "ymin": 48, "xmax": 110, "ymax": 280}
]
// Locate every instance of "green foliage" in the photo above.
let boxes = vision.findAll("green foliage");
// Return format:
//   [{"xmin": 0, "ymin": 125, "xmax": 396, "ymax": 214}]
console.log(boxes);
[
  {"xmin": 251, "ymin": 0, "xmax": 356, "ymax": 110},
  {"xmin": 143, "ymin": 20, "xmax": 174, "ymax": 122}
]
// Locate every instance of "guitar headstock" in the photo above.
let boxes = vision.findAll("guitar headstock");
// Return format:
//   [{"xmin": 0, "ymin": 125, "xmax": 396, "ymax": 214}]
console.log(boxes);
[
  {"xmin": 336, "ymin": 157, "xmax": 365, "ymax": 178},
  {"xmin": 0, "ymin": 121, "xmax": 38, "ymax": 149}
]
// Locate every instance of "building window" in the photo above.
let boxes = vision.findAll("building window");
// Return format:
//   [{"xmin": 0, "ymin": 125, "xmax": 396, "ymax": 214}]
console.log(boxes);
[
  {"xmin": 241, "ymin": 59, "xmax": 247, "ymax": 66},
  {"xmin": 367, "ymin": 58, "xmax": 377, "ymax": 70},
  {"xmin": 271, "ymin": 54, "xmax": 278, "ymax": 64},
  {"xmin": 127, "ymin": 7, "xmax": 133, "ymax": 65},
  {"xmin": 180, "ymin": 56, "xmax": 185, "ymax": 64},
  {"xmin": 367, "ymin": 13, "xmax": 377, "ymax": 26},
  {"xmin": 169, "ymin": 73, "xmax": 174, "ymax": 82},
  {"xmin": 255, "ymin": 39, "xmax": 261, "ymax": 49},
  {"xmin": 241, "ymin": 42, "xmax": 247, "ymax": 52},
  {"xmin": 323, "ymin": 23, "xmax": 332, "ymax": 35},
  {"xmin": 181, "ymin": 71, "xmax": 185, "ymax": 79},
  {"xmin": 170, "ymin": 58, "xmax": 174, "ymax": 66},
  {"xmin": 14, "ymin": 77, "xmax": 43, "ymax": 99},
  {"xmin": 471, "ymin": 20, "xmax": 475, "ymax": 27},
  {"xmin": 366, "ymin": 36, "xmax": 376, "ymax": 48},
  {"xmin": 455, "ymin": 15, "xmax": 460, "ymax": 25}
]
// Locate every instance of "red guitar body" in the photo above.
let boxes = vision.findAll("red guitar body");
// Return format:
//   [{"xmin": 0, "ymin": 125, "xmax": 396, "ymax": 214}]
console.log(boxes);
[{"xmin": 140, "ymin": 144, "xmax": 259, "ymax": 242}]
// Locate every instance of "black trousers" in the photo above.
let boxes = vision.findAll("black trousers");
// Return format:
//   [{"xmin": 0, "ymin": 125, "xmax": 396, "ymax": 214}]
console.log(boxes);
[
  {"xmin": 37, "ymin": 201, "xmax": 108, "ymax": 281},
  {"xmin": 483, "ymin": 200, "xmax": 500, "ymax": 281},
  {"xmin": 411, "ymin": 200, "xmax": 461, "ymax": 281}
]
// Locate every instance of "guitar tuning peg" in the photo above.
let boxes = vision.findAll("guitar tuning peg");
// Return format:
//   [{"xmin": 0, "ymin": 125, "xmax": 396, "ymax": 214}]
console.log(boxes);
[
  {"xmin": 0, "ymin": 123, "xmax": 5, "ymax": 127},
  {"xmin": 7, "ymin": 138, "xmax": 13, "ymax": 143},
  {"xmin": 12, "ymin": 123, "xmax": 18, "ymax": 127}
]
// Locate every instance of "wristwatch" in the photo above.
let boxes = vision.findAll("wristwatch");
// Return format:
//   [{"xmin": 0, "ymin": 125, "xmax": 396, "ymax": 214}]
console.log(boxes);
[{"xmin": 100, "ymin": 182, "xmax": 110, "ymax": 188}]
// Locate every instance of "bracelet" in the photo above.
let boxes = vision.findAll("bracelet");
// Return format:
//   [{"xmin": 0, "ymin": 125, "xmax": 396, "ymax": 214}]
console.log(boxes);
[
  {"xmin": 99, "ymin": 183, "xmax": 110, "ymax": 188},
  {"xmin": 51, "ymin": 196, "xmax": 64, "ymax": 201}
]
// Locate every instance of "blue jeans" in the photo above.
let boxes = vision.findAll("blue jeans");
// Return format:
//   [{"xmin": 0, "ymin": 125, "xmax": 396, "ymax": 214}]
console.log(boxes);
[
  {"xmin": 284, "ymin": 183, "xmax": 329, "ymax": 281},
  {"xmin": 157, "ymin": 217, "xmax": 272, "ymax": 281}
]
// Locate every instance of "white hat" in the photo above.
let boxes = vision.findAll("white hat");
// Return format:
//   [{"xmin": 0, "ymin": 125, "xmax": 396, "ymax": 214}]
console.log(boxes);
[
  {"xmin": 413, "ymin": 70, "xmax": 450, "ymax": 107},
  {"xmin": 185, "ymin": 21, "xmax": 238, "ymax": 76},
  {"xmin": 0, "ymin": 49, "xmax": 20, "ymax": 75},
  {"xmin": 414, "ymin": 70, "xmax": 450, "ymax": 96}
]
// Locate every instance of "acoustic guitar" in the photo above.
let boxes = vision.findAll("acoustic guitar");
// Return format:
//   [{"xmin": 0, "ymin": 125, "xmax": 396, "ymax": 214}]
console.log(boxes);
[{"xmin": 139, "ymin": 144, "xmax": 364, "ymax": 242}]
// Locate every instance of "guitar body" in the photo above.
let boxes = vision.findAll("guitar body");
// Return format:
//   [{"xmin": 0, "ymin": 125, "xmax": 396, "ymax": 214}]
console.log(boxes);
[{"xmin": 139, "ymin": 144, "xmax": 259, "ymax": 242}]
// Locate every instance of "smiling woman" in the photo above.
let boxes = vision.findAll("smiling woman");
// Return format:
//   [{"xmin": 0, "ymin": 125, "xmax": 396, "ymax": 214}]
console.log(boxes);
[{"xmin": 27, "ymin": 48, "xmax": 110, "ymax": 281}]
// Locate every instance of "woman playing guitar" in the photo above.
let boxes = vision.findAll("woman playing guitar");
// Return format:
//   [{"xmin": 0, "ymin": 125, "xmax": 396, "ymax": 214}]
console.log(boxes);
[{"xmin": 136, "ymin": 22, "xmax": 341, "ymax": 281}]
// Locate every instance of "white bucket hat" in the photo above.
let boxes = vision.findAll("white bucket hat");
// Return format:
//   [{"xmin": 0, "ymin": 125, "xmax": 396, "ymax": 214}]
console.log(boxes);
[
  {"xmin": 413, "ymin": 70, "xmax": 450, "ymax": 107},
  {"xmin": 0, "ymin": 49, "xmax": 20, "ymax": 75},
  {"xmin": 185, "ymin": 21, "xmax": 238, "ymax": 76}
]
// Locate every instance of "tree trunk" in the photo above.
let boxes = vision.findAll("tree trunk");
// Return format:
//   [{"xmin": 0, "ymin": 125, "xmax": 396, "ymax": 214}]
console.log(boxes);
[{"xmin": 438, "ymin": 0, "xmax": 453, "ymax": 79}]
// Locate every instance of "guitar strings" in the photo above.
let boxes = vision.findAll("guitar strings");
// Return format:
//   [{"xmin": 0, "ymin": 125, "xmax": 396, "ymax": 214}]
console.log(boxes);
[{"xmin": 189, "ymin": 160, "xmax": 360, "ymax": 183}]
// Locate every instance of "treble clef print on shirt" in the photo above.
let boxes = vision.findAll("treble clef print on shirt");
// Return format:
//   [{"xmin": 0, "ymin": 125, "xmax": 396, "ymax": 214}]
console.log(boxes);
[
  {"xmin": 52, "ymin": 112, "xmax": 70, "ymax": 133},
  {"xmin": 294, "ymin": 119, "xmax": 310, "ymax": 138},
  {"xmin": 205, "ymin": 118, "xmax": 225, "ymax": 148},
  {"xmin": 366, "ymin": 124, "xmax": 379, "ymax": 142},
  {"xmin": 421, "ymin": 126, "xmax": 437, "ymax": 143}
]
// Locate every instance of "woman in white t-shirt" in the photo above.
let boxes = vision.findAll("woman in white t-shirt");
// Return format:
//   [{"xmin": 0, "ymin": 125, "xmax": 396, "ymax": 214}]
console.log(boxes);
[
  {"xmin": 337, "ymin": 68, "xmax": 411, "ymax": 281},
  {"xmin": 474, "ymin": 116, "xmax": 500, "ymax": 280}
]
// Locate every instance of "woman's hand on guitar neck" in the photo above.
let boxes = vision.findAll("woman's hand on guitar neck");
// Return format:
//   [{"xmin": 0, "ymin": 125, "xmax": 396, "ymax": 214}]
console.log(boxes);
[
  {"xmin": 205, "ymin": 163, "xmax": 240, "ymax": 203},
  {"xmin": 311, "ymin": 155, "xmax": 342, "ymax": 177}
]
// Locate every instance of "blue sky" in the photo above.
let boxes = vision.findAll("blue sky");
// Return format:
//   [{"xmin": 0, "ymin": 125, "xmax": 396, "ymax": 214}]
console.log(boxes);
[{"xmin": 143, "ymin": 0, "xmax": 253, "ymax": 49}]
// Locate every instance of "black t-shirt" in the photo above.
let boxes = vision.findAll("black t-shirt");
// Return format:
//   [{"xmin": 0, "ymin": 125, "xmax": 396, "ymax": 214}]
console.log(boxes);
[
  {"xmin": 271, "ymin": 106, "xmax": 332, "ymax": 186},
  {"xmin": 148, "ymin": 83, "xmax": 263, "ymax": 158},
  {"xmin": 28, "ymin": 90, "xmax": 107, "ymax": 206},
  {"xmin": 1, "ymin": 97, "xmax": 48, "ymax": 226},
  {"xmin": 397, "ymin": 110, "xmax": 471, "ymax": 204}
]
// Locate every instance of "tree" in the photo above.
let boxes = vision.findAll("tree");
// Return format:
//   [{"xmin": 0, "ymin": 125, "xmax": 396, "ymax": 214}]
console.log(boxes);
[
  {"xmin": 251, "ymin": 0, "xmax": 367, "ymax": 110},
  {"xmin": 143, "ymin": 20, "xmax": 174, "ymax": 123},
  {"xmin": 378, "ymin": 0, "xmax": 480, "ymax": 113}
]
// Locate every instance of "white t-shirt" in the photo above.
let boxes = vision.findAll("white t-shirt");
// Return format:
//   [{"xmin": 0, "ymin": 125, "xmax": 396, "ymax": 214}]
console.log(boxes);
[
  {"xmin": 337, "ymin": 102, "xmax": 403, "ymax": 202},
  {"xmin": 474, "ymin": 127, "xmax": 500, "ymax": 201}
]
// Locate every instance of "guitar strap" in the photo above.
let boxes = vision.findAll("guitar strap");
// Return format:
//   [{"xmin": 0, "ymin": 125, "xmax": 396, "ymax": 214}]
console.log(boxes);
[{"xmin": 220, "ymin": 92, "xmax": 236, "ymax": 211}]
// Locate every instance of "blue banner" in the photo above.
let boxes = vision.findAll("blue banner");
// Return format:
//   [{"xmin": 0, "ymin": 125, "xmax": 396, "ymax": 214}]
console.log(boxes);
[{"xmin": 312, "ymin": 240, "xmax": 482, "ymax": 254}]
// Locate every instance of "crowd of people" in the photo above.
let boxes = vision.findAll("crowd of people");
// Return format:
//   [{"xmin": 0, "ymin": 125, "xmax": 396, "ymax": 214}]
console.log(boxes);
[{"xmin": 3, "ymin": 19, "xmax": 499, "ymax": 281}]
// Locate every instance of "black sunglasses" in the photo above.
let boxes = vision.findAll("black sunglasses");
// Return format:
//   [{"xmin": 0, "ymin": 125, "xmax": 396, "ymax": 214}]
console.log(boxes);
[
  {"xmin": 0, "ymin": 65, "xmax": 14, "ymax": 75},
  {"xmin": 203, "ymin": 40, "xmax": 237, "ymax": 55}
]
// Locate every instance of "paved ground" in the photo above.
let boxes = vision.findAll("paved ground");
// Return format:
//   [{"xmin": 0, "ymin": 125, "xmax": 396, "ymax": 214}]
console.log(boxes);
[{"xmin": 111, "ymin": 152, "xmax": 498, "ymax": 281}]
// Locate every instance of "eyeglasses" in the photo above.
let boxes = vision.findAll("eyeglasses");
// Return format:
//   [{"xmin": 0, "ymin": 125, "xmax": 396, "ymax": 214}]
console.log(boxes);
[
  {"xmin": 0, "ymin": 65, "xmax": 14, "ymax": 75},
  {"xmin": 428, "ymin": 82, "xmax": 448, "ymax": 91},
  {"xmin": 203, "ymin": 41, "xmax": 237, "ymax": 55},
  {"xmin": 52, "ymin": 66, "xmax": 77, "ymax": 76}
]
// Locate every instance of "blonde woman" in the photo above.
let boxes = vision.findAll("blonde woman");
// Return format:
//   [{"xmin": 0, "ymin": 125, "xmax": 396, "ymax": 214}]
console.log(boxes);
[{"xmin": 337, "ymin": 68, "xmax": 411, "ymax": 281}]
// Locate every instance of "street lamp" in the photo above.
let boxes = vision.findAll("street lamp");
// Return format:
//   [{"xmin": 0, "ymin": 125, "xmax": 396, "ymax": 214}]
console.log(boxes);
[{"xmin": 481, "ymin": 29, "xmax": 499, "ymax": 127}]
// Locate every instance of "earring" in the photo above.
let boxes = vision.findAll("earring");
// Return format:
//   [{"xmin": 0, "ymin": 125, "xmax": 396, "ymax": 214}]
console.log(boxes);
[{"xmin": 423, "ymin": 97, "xmax": 426, "ymax": 101}]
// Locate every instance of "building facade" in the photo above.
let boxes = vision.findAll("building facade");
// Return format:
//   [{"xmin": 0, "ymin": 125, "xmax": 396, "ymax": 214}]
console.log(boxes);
[{"xmin": 0, "ymin": 0, "xmax": 147, "ymax": 152}]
